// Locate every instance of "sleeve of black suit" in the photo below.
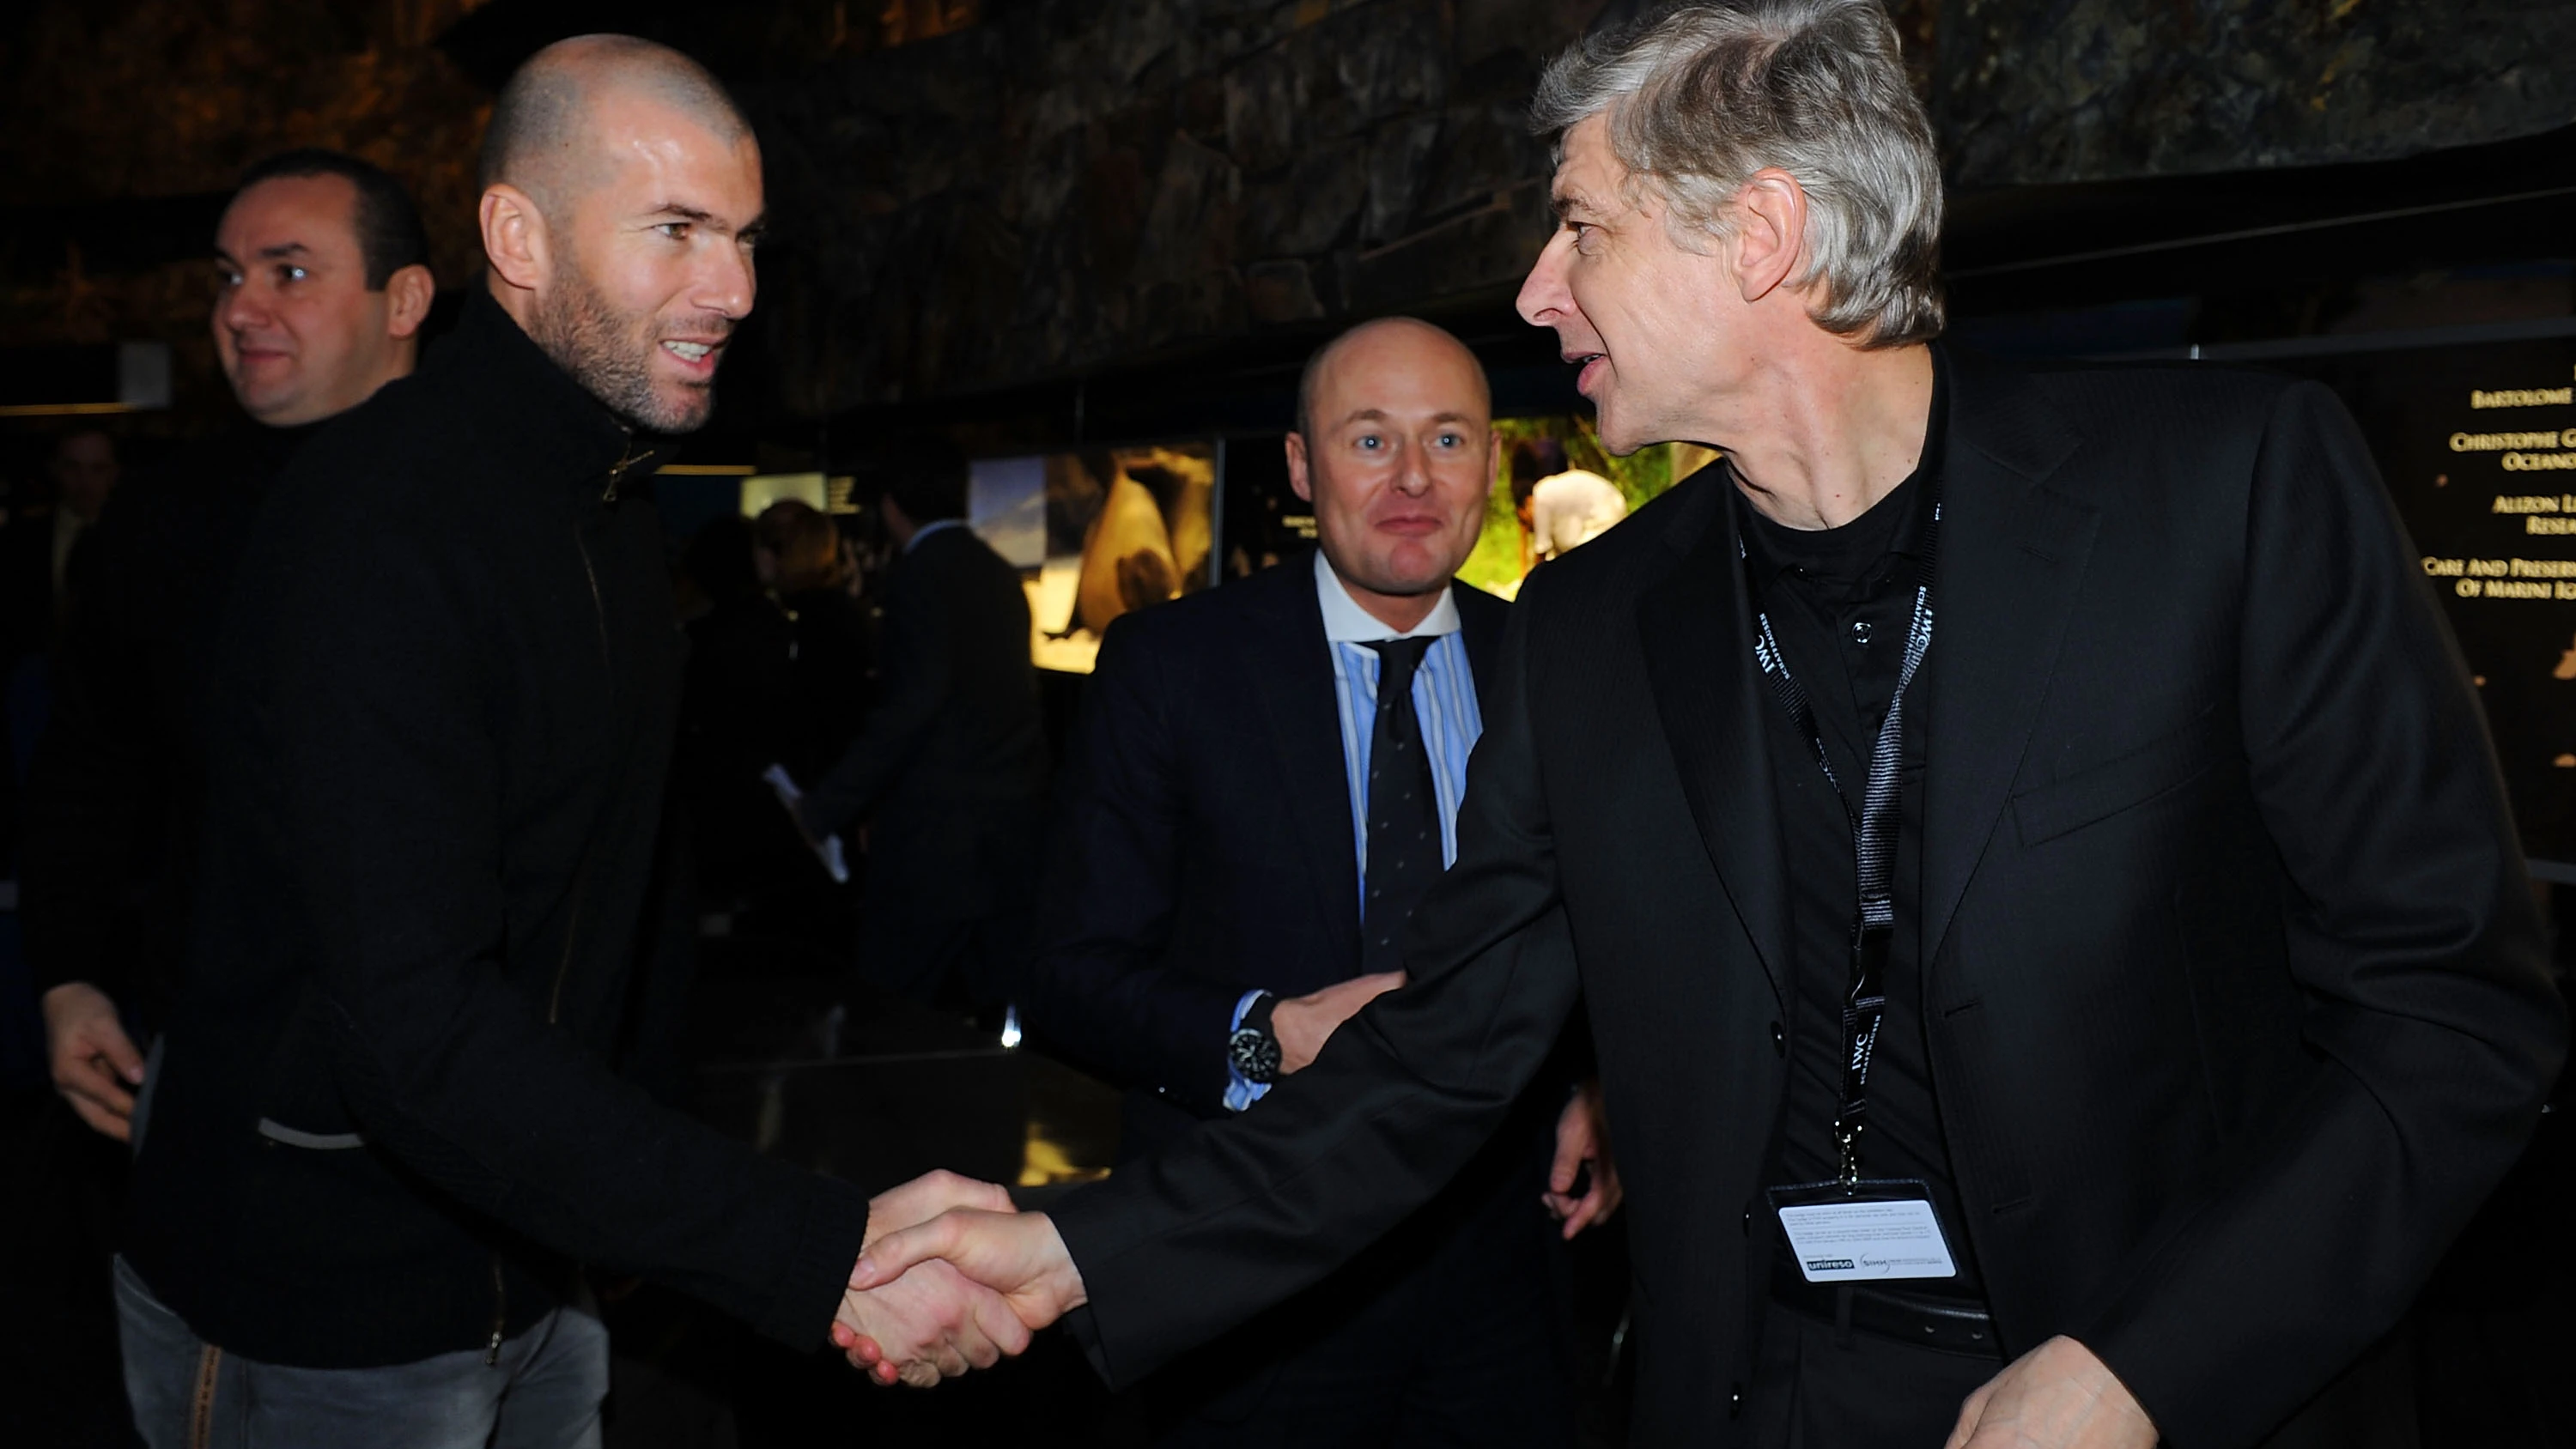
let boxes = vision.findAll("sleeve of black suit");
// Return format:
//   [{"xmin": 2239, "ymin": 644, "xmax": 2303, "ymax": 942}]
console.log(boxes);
[
  {"xmin": 274, "ymin": 525, "xmax": 872, "ymax": 1352},
  {"xmin": 1045, "ymin": 597, "xmax": 1583, "ymax": 1387},
  {"xmin": 799, "ymin": 545, "xmax": 951, "ymax": 837},
  {"xmin": 1019, "ymin": 615, "xmax": 1258, "ymax": 1116},
  {"xmin": 2077, "ymin": 382, "xmax": 2566, "ymax": 1445},
  {"xmin": 21, "ymin": 493, "xmax": 158, "ymax": 1002}
]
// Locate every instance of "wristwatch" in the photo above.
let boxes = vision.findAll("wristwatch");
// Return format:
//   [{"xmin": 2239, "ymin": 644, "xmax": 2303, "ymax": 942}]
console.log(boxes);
[{"xmin": 1229, "ymin": 992, "xmax": 1283, "ymax": 1085}]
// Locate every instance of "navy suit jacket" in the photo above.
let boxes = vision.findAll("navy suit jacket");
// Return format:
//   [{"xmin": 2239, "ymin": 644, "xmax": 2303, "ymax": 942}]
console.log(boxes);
[{"xmin": 1024, "ymin": 555, "xmax": 1507, "ymax": 1151}]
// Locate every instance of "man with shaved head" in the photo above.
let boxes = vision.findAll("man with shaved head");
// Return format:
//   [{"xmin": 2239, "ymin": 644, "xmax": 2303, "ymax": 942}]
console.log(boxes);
[
  {"xmin": 114, "ymin": 37, "xmax": 1019, "ymax": 1446},
  {"xmin": 1018, "ymin": 315, "xmax": 1614, "ymax": 1444}
]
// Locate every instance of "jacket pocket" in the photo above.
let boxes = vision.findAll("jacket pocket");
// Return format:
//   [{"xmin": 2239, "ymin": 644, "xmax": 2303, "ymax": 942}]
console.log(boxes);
[{"xmin": 2011, "ymin": 706, "xmax": 2230, "ymax": 847}]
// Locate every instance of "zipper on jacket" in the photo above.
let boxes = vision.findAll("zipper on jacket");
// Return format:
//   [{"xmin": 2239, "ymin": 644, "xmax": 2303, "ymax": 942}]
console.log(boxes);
[
  {"xmin": 603, "ymin": 439, "xmax": 650, "ymax": 503},
  {"xmin": 549, "ymin": 856, "xmax": 591, "ymax": 1026},
  {"xmin": 554, "ymin": 506, "xmax": 613, "ymax": 1026},
  {"xmin": 485, "ymin": 1256, "xmax": 507, "ymax": 1367},
  {"xmin": 572, "ymin": 521, "xmax": 611, "ymax": 677}
]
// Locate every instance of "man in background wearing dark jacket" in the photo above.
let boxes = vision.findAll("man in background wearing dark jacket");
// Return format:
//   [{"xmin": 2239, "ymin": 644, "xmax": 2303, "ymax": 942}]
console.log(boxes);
[
  {"xmin": 117, "ymin": 36, "xmax": 1018, "ymax": 1447},
  {"xmin": 794, "ymin": 436, "xmax": 1048, "ymax": 1011},
  {"xmin": 33, "ymin": 149, "xmax": 434, "ymax": 1147},
  {"xmin": 9, "ymin": 149, "xmax": 430, "ymax": 1448}
]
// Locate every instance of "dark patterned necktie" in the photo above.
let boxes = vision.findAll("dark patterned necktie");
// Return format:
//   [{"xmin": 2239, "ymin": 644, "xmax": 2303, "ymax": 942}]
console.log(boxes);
[{"xmin": 1362, "ymin": 637, "xmax": 1442, "ymax": 976}]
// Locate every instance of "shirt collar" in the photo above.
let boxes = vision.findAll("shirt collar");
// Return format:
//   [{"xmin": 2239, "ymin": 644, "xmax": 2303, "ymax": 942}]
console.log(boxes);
[
  {"xmin": 905, "ymin": 517, "xmax": 968, "ymax": 554},
  {"xmin": 1314, "ymin": 548, "xmax": 1461, "ymax": 643}
]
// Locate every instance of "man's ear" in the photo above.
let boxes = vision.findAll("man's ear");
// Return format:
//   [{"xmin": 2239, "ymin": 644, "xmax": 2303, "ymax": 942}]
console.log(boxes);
[
  {"xmin": 1284, "ymin": 430, "xmax": 1314, "ymax": 504},
  {"xmin": 384, "ymin": 264, "xmax": 435, "ymax": 339},
  {"xmin": 1729, "ymin": 168, "xmax": 1807, "ymax": 305},
  {"xmin": 479, "ymin": 184, "xmax": 550, "ymax": 294}
]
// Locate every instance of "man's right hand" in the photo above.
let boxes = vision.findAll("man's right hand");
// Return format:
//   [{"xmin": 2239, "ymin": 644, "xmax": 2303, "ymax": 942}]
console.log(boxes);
[
  {"xmin": 1273, "ymin": 970, "xmax": 1405, "ymax": 1075},
  {"xmin": 837, "ymin": 1207, "xmax": 1089, "ymax": 1380},
  {"xmin": 866, "ymin": 1168, "xmax": 1015, "ymax": 1250},
  {"xmin": 42, "ymin": 982, "xmax": 144, "ymax": 1143},
  {"xmin": 833, "ymin": 1256, "xmax": 1032, "ymax": 1387}
]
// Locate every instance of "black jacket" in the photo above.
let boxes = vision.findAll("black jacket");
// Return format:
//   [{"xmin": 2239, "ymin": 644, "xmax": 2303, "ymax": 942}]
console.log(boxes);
[
  {"xmin": 799, "ymin": 524, "xmax": 1047, "ymax": 1004},
  {"xmin": 22, "ymin": 421, "xmax": 313, "ymax": 1026},
  {"xmin": 799, "ymin": 523, "xmax": 1047, "ymax": 847},
  {"xmin": 1046, "ymin": 354, "xmax": 2566, "ymax": 1447},
  {"xmin": 125, "ymin": 291, "xmax": 873, "ymax": 1369},
  {"xmin": 1024, "ymin": 555, "xmax": 1510, "ymax": 1131},
  {"xmin": 1027, "ymin": 556, "xmax": 1563, "ymax": 1410}
]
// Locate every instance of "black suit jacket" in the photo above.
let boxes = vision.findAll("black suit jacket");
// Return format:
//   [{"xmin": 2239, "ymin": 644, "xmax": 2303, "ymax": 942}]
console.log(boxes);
[
  {"xmin": 1048, "ymin": 354, "xmax": 2566, "ymax": 1447},
  {"xmin": 801, "ymin": 524, "xmax": 1048, "ymax": 923},
  {"xmin": 1024, "ymin": 555, "xmax": 1506, "ymax": 1138}
]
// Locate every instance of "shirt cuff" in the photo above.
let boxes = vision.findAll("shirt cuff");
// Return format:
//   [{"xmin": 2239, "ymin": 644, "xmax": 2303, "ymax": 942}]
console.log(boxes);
[{"xmin": 1221, "ymin": 989, "xmax": 1273, "ymax": 1113}]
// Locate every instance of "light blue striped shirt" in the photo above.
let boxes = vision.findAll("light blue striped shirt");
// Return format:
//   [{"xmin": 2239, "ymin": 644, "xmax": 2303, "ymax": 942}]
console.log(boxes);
[{"xmin": 1226, "ymin": 553, "xmax": 1485, "ymax": 1110}]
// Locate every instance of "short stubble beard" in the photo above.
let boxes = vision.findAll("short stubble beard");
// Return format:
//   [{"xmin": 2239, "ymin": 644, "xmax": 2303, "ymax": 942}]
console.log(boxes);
[{"xmin": 530, "ymin": 252, "xmax": 719, "ymax": 435}]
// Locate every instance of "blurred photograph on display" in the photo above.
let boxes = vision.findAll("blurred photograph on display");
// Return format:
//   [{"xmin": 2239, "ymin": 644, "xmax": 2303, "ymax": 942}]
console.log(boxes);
[
  {"xmin": 1456, "ymin": 418, "xmax": 1715, "ymax": 599},
  {"xmin": 969, "ymin": 443, "xmax": 1215, "ymax": 673}
]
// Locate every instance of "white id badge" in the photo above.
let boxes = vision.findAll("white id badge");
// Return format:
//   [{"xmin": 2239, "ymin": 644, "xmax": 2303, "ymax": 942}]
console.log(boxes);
[{"xmin": 1767, "ymin": 1179, "xmax": 1960, "ymax": 1284}]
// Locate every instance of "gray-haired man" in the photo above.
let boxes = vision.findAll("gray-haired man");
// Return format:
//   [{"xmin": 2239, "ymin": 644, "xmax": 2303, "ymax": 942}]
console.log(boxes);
[{"xmin": 844, "ymin": 3, "xmax": 2563, "ymax": 1446}]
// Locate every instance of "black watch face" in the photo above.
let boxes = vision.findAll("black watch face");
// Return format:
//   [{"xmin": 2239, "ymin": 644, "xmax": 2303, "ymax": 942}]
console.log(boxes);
[{"xmin": 1230, "ymin": 1028, "xmax": 1282, "ymax": 1084}]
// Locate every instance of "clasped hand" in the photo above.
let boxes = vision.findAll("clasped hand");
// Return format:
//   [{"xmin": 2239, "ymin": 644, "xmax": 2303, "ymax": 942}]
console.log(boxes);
[
  {"xmin": 829, "ymin": 1170, "xmax": 1050, "ymax": 1387},
  {"xmin": 828, "ymin": 1181, "xmax": 1090, "ymax": 1387}
]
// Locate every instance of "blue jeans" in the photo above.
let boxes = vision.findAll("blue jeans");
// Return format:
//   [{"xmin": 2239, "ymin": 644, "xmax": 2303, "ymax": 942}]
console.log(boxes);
[{"xmin": 115, "ymin": 1256, "xmax": 608, "ymax": 1449}]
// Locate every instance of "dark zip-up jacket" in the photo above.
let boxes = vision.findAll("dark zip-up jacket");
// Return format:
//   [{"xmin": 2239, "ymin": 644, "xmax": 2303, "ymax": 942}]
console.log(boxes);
[
  {"xmin": 125, "ymin": 290, "xmax": 874, "ymax": 1369},
  {"xmin": 23, "ymin": 420, "xmax": 315, "ymax": 1031}
]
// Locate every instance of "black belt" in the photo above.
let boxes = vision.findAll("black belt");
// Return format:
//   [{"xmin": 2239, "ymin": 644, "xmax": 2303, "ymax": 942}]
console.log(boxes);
[{"xmin": 1770, "ymin": 1261, "xmax": 2001, "ymax": 1358}]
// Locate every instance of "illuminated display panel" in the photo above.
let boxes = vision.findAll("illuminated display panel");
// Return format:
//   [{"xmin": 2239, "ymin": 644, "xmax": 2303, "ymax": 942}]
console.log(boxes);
[
  {"xmin": 2281, "ymin": 338, "xmax": 2576, "ymax": 866},
  {"xmin": 970, "ymin": 444, "xmax": 1216, "ymax": 675}
]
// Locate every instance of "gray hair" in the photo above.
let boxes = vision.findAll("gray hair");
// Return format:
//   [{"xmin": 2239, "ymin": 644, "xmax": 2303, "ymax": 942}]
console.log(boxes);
[{"xmin": 1530, "ymin": 0, "xmax": 1942, "ymax": 347}]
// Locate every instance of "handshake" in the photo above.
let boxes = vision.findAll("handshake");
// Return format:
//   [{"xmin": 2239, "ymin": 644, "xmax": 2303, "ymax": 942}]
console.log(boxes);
[{"xmin": 829, "ymin": 1170, "xmax": 1091, "ymax": 1387}]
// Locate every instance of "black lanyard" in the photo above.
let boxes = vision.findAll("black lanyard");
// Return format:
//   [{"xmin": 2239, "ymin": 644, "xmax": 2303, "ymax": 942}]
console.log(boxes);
[{"xmin": 1742, "ymin": 486, "xmax": 1941, "ymax": 1185}]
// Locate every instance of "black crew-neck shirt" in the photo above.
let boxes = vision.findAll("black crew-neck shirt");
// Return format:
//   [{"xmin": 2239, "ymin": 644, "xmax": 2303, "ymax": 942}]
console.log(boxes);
[{"xmin": 1735, "ymin": 355, "xmax": 1984, "ymax": 1300}]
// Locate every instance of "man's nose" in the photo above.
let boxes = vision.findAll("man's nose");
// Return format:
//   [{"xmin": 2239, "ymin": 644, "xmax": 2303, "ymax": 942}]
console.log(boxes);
[
  {"xmin": 1516, "ymin": 233, "xmax": 1575, "ymax": 326},
  {"xmin": 216, "ymin": 282, "xmax": 270, "ymax": 335},
  {"xmin": 696, "ymin": 243, "xmax": 756, "ymax": 321},
  {"xmin": 1393, "ymin": 440, "xmax": 1431, "ymax": 495}
]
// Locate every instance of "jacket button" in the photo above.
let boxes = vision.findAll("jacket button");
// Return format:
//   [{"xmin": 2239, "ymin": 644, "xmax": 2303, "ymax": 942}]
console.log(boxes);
[
  {"xmin": 1769, "ymin": 1022, "xmax": 1785, "ymax": 1056},
  {"xmin": 1741, "ymin": 1208, "xmax": 1752, "ymax": 1236},
  {"xmin": 1729, "ymin": 1382, "xmax": 1744, "ymax": 1418}
]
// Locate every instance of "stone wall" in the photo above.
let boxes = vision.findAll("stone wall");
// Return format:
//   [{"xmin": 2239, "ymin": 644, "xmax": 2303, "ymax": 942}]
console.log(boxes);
[
  {"xmin": 5, "ymin": 0, "xmax": 2573, "ymax": 422},
  {"xmin": 751, "ymin": 0, "xmax": 1614, "ymax": 412},
  {"xmin": 1936, "ymin": 0, "xmax": 2576, "ymax": 186},
  {"xmin": 754, "ymin": 0, "xmax": 2576, "ymax": 410}
]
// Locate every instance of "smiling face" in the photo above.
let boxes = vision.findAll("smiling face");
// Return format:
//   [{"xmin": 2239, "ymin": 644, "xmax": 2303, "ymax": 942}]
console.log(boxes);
[
  {"xmin": 1286, "ymin": 320, "xmax": 1495, "ymax": 615},
  {"xmin": 213, "ymin": 174, "xmax": 423, "ymax": 426},
  {"xmin": 510, "ymin": 89, "xmax": 763, "ymax": 434},
  {"xmin": 1516, "ymin": 114, "xmax": 1745, "ymax": 455}
]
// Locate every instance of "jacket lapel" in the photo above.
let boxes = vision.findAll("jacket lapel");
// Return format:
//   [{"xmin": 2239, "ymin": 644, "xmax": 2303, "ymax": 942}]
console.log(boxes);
[
  {"xmin": 1243, "ymin": 561, "xmax": 1365, "ymax": 972},
  {"xmin": 1454, "ymin": 581, "xmax": 1507, "ymax": 712},
  {"xmin": 1636, "ymin": 477, "xmax": 1790, "ymax": 1008},
  {"xmin": 1921, "ymin": 354, "xmax": 2097, "ymax": 965}
]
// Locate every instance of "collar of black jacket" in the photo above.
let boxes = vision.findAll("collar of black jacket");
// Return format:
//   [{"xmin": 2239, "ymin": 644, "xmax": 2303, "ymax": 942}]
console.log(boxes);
[{"xmin": 434, "ymin": 287, "xmax": 672, "ymax": 499}]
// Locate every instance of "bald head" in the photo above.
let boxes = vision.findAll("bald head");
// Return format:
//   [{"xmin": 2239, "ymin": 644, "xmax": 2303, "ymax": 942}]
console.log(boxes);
[
  {"xmin": 477, "ymin": 33, "xmax": 765, "ymax": 436},
  {"xmin": 1296, "ymin": 316, "xmax": 1491, "ymax": 441},
  {"xmin": 480, "ymin": 34, "xmax": 750, "ymax": 214},
  {"xmin": 1285, "ymin": 316, "xmax": 1496, "ymax": 630}
]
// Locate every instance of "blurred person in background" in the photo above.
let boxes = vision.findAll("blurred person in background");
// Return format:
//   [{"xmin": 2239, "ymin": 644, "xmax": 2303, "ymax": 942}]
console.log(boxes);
[
  {"xmin": 675, "ymin": 512, "xmax": 805, "ymax": 916},
  {"xmin": 0, "ymin": 427, "xmax": 123, "ymax": 666},
  {"xmin": 789, "ymin": 435, "xmax": 1048, "ymax": 1012},
  {"xmin": 10, "ymin": 146, "xmax": 431, "ymax": 1448},
  {"xmin": 1510, "ymin": 435, "xmax": 1625, "ymax": 580},
  {"xmin": 755, "ymin": 498, "xmax": 872, "ymax": 779}
]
